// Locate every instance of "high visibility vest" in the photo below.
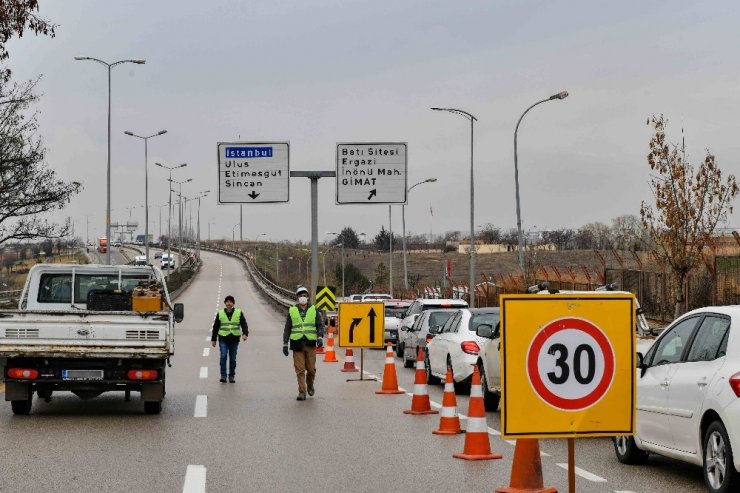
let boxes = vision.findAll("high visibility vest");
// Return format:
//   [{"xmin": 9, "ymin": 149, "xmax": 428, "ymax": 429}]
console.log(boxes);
[
  {"xmin": 289, "ymin": 305, "xmax": 317, "ymax": 341},
  {"xmin": 217, "ymin": 308, "xmax": 242, "ymax": 337}
]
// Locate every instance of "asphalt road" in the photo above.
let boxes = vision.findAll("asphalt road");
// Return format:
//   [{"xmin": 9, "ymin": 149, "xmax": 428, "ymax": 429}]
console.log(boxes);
[{"xmin": 0, "ymin": 250, "xmax": 709, "ymax": 492}]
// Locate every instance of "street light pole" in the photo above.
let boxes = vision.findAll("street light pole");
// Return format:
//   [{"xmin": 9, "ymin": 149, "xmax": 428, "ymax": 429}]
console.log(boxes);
[
  {"xmin": 402, "ymin": 178, "xmax": 437, "ymax": 292},
  {"xmin": 124, "ymin": 129, "xmax": 167, "ymax": 261},
  {"xmin": 326, "ymin": 232, "xmax": 346, "ymax": 298},
  {"xmin": 75, "ymin": 56, "xmax": 145, "ymax": 265},
  {"xmin": 155, "ymin": 162, "xmax": 187, "ymax": 275},
  {"xmin": 195, "ymin": 190, "xmax": 210, "ymax": 260},
  {"xmin": 169, "ymin": 177, "xmax": 192, "ymax": 268},
  {"xmin": 514, "ymin": 91, "xmax": 569, "ymax": 281},
  {"xmin": 431, "ymin": 107, "xmax": 477, "ymax": 306}
]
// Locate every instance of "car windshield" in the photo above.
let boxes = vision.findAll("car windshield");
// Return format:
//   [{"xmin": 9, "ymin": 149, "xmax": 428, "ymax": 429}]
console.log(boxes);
[
  {"xmin": 469, "ymin": 312, "xmax": 500, "ymax": 332},
  {"xmin": 385, "ymin": 308, "xmax": 407, "ymax": 318},
  {"xmin": 428, "ymin": 311, "xmax": 454, "ymax": 328}
]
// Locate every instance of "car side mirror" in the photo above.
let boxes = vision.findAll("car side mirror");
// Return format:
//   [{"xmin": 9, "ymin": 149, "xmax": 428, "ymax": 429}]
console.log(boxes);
[
  {"xmin": 174, "ymin": 303, "xmax": 184, "ymax": 323},
  {"xmin": 476, "ymin": 324, "xmax": 493, "ymax": 339},
  {"xmin": 428, "ymin": 325, "xmax": 440, "ymax": 335},
  {"xmin": 637, "ymin": 352, "xmax": 647, "ymax": 377},
  {"xmin": 400, "ymin": 326, "xmax": 408, "ymax": 332}
]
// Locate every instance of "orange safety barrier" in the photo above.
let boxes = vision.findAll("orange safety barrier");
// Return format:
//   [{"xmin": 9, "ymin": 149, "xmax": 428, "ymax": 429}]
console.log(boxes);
[
  {"xmin": 432, "ymin": 369, "xmax": 463, "ymax": 435},
  {"xmin": 375, "ymin": 342, "xmax": 405, "ymax": 395},
  {"xmin": 403, "ymin": 347, "xmax": 439, "ymax": 415},
  {"xmin": 340, "ymin": 348, "xmax": 359, "ymax": 372},
  {"xmin": 453, "ymin": 366, "xmax": 503, "ymax": 461}
]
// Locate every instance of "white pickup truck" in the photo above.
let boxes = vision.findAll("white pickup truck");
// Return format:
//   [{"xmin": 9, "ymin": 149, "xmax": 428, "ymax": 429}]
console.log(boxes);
[{"xmin": 0, "ymin": 264, "xmax": 184, "ymax": 415}]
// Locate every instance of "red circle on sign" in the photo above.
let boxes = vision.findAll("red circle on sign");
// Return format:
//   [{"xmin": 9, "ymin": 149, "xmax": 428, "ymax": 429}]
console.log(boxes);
[{"xmin": 527, "ymin": 317, "xmax": 615, "ymax": 410}]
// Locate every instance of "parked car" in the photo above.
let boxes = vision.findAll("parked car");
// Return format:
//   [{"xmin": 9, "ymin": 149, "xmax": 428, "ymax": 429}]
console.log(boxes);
[
  {"xmin": 349, "ymin": 293, "xmax": 393, "ymax": 302},
  {"xmin": 383, "ymin": 300, "xmax": 412, "ymax": 349},
  {"xmin": 154, "ymin": 251, "xmax": 163, "ymax": 260},
  {"xmin": 426, "ymin": 307, "xmax": 498, "ymax": 394},
  {"xmin": 399, "ymin": 298, "xmax": 468, "ymax": 336},
  {"xmin": 399, "ymin": 308, "xmax": 458, "ymax": 368},
  {"xmin": 612, "ymin": 306, "xmax": 740, "ymax": 493}
]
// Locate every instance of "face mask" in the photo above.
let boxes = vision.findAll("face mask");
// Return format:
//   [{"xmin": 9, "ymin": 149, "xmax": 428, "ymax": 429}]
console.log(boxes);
[{"xmin": 298, "ymin": 296, "xmax": 308, "ymax": 305}]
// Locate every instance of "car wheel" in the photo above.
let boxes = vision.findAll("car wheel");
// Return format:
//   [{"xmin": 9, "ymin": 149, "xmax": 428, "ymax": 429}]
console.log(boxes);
[
  {"xmin": 613, "ymin": 436, "xmax": 649, "ymax": 465},
  {"xmin": 704, "ymin": 420, "xmax": 739, "ymax": 493},
  {"xmin": 11, "ymin": 397, "xmax": 32, "ymax": 415},
  {"xmin": 448, "ymin": 357, "xmax": 470, "ymax": 395},
  {"xmin": 478, "ymin": 363, "xmax": 500, "ymax": 412},
  {"xmin": 144, "ymin": 400, "xmax": 163, "ymax": 415},
  {"xmin": 425, "ymin": 352, "xmax": 440, "ymax": 385},
  {"xmin": 403, "ymin": 346, "xmax": 414, "ymax": 369},
  {"xmin": 396, "ymin": 342, "xmax": 404, "ymax": 358}
]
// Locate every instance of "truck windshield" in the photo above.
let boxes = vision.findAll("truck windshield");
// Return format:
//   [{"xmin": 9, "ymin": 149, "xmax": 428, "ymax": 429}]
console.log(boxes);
[{"xmin": 37, "ymin": 273, "xmax": 153, "ymax": 304}]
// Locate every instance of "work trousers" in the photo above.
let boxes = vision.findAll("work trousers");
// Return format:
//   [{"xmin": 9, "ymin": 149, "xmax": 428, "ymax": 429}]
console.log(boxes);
[
  {"xmin": 219, "ymin": 340, "xmax": 239, "ymax": 379},
  {"xmin": 292, "ymin": 345, "xmax": 316, "ymax": 395}
]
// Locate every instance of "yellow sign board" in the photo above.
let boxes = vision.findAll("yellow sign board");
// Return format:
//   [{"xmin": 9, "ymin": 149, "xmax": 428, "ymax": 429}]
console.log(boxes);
[
  {"xmin": 315, "ymin": 286, "xmax": 336, "ymax": 311},
  {"xmin": 337, "ymin": 302, "xmax": 385, "ymax": 348},
  {"xmin": 500, "ymin": 294, "xmax": 636, "ymax": 439}
]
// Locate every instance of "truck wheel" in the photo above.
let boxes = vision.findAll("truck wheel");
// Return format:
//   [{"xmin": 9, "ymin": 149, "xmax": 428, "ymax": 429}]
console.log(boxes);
[
  {"xmin": 144, "ymin": 401, "xmax": 162, "ymax": 415},
  {"xmin": 11, "ymin": 397, "xmax": 32, "ymax": 415}
]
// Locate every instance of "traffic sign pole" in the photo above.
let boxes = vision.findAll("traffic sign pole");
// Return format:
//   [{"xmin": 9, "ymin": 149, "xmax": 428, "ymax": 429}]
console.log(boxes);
[{"xmin": 346, "ymin": 348, "xmax": 374, "ymax": 383}]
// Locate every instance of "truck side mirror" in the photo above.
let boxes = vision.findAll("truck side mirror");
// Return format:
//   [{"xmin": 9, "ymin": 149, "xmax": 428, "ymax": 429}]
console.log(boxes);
[
  {"xmin": 174, "ymin": 303, "xmax": 184, "ymax": 323},
  {"xmin": 476, "ymin": 324, "xmax": 493, "ymax": 339}
]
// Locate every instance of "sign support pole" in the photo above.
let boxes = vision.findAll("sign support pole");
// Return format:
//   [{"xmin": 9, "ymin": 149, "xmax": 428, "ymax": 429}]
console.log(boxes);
[
  {"xmin": 346, "ymin": 349, "xmax": 374, "ymax": 383},
  {"xmin": 568, "ymin": 438, "xmax": 575, "ymax": 493}
]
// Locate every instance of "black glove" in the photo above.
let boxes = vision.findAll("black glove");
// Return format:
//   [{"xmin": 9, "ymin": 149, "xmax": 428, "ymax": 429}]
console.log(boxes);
[
  {"xmin": 316, "ymin": 338, "xmax": 323, "ymax": 348},
  {"xmin": 282, "ymin": 345, "xmax": 289, "ymax": 357}
]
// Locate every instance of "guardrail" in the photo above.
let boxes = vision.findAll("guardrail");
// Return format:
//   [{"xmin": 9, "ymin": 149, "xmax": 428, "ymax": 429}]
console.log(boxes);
[{"xmin": 202, "ymin": 246, "xmax": 294, "ymax": 308}]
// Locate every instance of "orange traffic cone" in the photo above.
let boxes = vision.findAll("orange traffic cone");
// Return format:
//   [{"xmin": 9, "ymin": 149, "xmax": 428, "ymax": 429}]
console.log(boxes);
[
  {"xmin": 322, "ymin": 327, "xmax": 338, "ymax": 363},
  {"xmin": 496, "ymin": 439, "xmax": 557, "ymax": 493},
  {"xmin": 453, "ymin": 366, "xmax": 503, "ymax": 460},
  {"xmin": 404, "ymin": 347, "xmax": 439, "ymax": 415},
  {"xmin": 375, "ymin": 342, "xmax": 405, "ymax": 395},
  {"xmin": 432, "ymin": 369, "xmax": 463, "ymax": 434},
  {"xmin": 341, "ymin": 348, "xmax": 359, "ymax": 372}
]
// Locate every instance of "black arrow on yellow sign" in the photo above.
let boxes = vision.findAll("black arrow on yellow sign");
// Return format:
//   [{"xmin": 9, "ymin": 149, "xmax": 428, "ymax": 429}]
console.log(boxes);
[
  {"xmin": 368, "ymin": 307, "xmax": 377, "ymax": 343},
  {"xmin": 315, "ymin": 286, "xmax": 336, "ymax": 311},
  {"xmin": 349, "ymin": 318, "xmax": 362, "ymax": 343}
]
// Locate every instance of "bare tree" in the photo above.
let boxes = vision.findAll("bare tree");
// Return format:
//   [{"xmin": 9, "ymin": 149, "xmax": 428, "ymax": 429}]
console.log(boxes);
[
  {"xmin": 641, "ymin": 115, "xmax": 738, "ymax": 317},
  {"xmin": 0, "ymin": 77, "xmax": 82, "ymax": 245},
  {"xmin": 0, "ymin": 0, "xmax": 56, "ymax": 82}
]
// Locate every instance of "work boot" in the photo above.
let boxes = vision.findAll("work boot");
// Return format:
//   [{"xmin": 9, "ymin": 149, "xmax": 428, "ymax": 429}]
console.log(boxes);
[
  {"xmin": 296, "ymin": 393, "xmax": 306, "ymax": 401},
  {"xmin": 229, "ymin": 378, "xmax": 235, "ymax": 383},
  {"xmin": 307, "ymin": 385, "xmax": 315, "ymax": 396},
  {"xmin": 220, "ymin": 378, "xmax": 227, "ymax": 383}
]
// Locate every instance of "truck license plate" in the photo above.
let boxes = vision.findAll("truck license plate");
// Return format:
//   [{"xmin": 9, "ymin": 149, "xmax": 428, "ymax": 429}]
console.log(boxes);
[{"xmin": 62, "ymin": 369, "xmax": 104, "ymax": 380}]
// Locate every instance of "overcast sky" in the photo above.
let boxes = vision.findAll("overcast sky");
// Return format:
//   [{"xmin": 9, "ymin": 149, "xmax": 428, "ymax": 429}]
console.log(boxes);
[{"xmin": 7, "ymin": 0, "xmax": 740, "ymax": 243}]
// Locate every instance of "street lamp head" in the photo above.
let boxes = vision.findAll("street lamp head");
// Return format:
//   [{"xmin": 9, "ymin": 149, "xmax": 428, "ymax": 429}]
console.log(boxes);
[
  {"xmin": 550, "ymin": 91, "xmax": 569, "ymax": 100},
  {"xmin": 131, "ymin": 60, "xmax": 146, "ymax": 65},
  {"xmin": 74, "ymin": 56, "xmax": 90, "ymax": 61},
  {"xmin": 157, "ymin": 130, "xmax": 167, "ymax": 135},
  {"xmin": 124, "ymin": 131, "xmax": 134, "ymax": 136},
  {"xmin": 426, "ymin": 178, "xmax": 438, "ymax": 183},
  {"xmin": 185, "ymin": 178, "xmax": 192, "ymax": 183},
  {"xmin": 178, "ymin": 163, "xmax": 187, "ymax": 168}
]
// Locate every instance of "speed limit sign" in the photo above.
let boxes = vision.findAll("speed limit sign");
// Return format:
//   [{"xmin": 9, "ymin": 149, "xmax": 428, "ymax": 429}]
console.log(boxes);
[
  {"xmin": 500, "ymin": 294, "xmax": 636, "ymax": 439},
  {"xmin": 527, "ymin": 317, "xmax": 615, "ymax": 411}
]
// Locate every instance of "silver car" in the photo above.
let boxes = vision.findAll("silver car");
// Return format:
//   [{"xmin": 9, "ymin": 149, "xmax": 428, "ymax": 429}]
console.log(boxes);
[{"xmin": 398, "ymin": 309, "xmax": 458, "ymax": 368}]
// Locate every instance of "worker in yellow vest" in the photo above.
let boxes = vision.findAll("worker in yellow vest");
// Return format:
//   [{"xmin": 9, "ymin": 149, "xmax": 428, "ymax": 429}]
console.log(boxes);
[
  {"xmin": 211, "ymin": 295, "xmax": 249, "ymax": 383},
  {"xmin": 282, "ymin": 286, "xmax": 324, "ymax": 400}
]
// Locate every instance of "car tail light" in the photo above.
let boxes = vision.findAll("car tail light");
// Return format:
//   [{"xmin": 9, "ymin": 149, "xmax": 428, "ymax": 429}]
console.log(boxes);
[
  {"xmin": 730, "ymin": 372, "xmax": 740, "ymax": 397},
  {"xmin": 127, "ymin": 369, "xmax": 159, "ymax": 381},
  {"xmin": 460, "ymin": 341, "xmax": 480, "ymax": 355},
  {"xmin": 7, "ymin": 368, "xmax": 39, "ymax": 380},
  {"xmin": 426, "ymin": 336, "xmax": 434, "ymax": 343}
]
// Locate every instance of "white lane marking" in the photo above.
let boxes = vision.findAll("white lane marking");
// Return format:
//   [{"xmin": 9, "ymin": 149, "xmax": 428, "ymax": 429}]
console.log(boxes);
[
  {"xmin": 202, "ymin": 348, "xmax": 210, "ymax": 357},
  {"xmin": 614, "ymin": 491, "xmax": 638, "ymax": 493},
  {"xmin": 194, "ymin": 395, "xmax": 208, "ymax": 418},
  {"xmin": 430, "ymin": 400, "xmax": 442, "ymax": 409},
  {"xmin": 488, "ymin": 427, "xmax": 500, "ymax": 435},
  {"xmin": 405, "ymin": 392, "xmax": 413, "ymax": 397},
  {"xmin": 555, "ymin": 464, "xmax": 606, "ymax": 482},
  {"xmin": 500, "ymin": 438, "xmax": 550, "ymax": 456},
  {"xmin": 205, "ymin": 337, "xmax": 210, "ymax": 342},
  {"xmin": 458, "ymin": 413, "xmax": 468, "ymax": 419},
  {"xmin": 182, "ymin": 465, "xmax": 206, "ymax": 493},
  {"xmin": 199, "ymin": 367, "xmax": 208, "ymax": 379}
]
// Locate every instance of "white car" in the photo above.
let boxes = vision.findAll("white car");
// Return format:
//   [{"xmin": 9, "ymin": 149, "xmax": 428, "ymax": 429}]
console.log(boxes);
[
  {"xmin": 426, "ymin": 308, "xmax": 498, "ymax": 394},
  {"xmin": 613, "ymin": 306, "xmax": 740, "ymax": 493},
  {"xmin": 398, "ymin": 308, "xmax": 458, "ymax": 368},
  {"xmin": 383, "ymin": 300, "xmax": 411, "ymax": 348},
  {"xmin": 399, "ymin": 298, "xmax": 468, "ymax": 336}
]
